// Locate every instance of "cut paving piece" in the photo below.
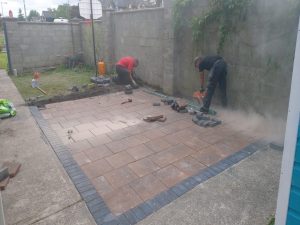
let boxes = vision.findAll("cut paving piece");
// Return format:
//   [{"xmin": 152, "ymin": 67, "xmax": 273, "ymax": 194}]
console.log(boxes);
[
  {"xmin": 0, "ymin": 166, "xmax": 8, "ymax": 182},
  {"xmin": 3, "ymin": 161, "xmax": 21, "ymax": 178},
  {"xmin": 0, "ymin": 177, "xmax": 9, "ymax": 191}
]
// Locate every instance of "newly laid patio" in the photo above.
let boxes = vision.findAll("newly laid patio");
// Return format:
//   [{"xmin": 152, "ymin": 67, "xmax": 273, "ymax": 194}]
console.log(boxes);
[{"xmin": 40, "ymin": 89, "xmax": 257, "ymax": 216}]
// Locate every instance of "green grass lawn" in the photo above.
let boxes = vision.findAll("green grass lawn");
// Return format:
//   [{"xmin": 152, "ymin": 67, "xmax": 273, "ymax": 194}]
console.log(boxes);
[
  {"xmin": 11, "ymin": 67, "xmax": 94, "ymax": 100},
  {"xmin": 0, "ymin": 33, "xmax": 7, "ymax": 70}
]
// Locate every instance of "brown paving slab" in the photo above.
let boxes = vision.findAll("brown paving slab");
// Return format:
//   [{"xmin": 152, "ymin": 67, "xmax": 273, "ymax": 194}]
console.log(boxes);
[
  {"xmin": 122, "ymin": 126, "xmax": 144, "ymax": 136},
  {"xmin": 92, "ymin": 176, "xmax": 114, "ymax": 198},
  {"xmin": 71, "ymin": 130, "xmax": 95, "ymax": 142},
  {"xmin": 191, "ymin": 145, "xmax": 225, "ymax": 166},
  {"xmin": 90, "ymin": 126, "xmax": 112, "ymax": 136},
  {"xmin": 78, "ymin": 115, "xmax": 97, "ymax": 123},
  {"xmin": 126, "ymin": 144, "xmax": 154, "ymax": 160},
  {"xmin": 65, "ymin": 112, "xmax": 82, "ymax": 121},
  {"xmin": 75, "ymin": 123, "xmax": 96, "ymax": 132},
  {"xmin": 84, "ymin": 145, "xmax": 113, "ymax": 161},
  {"xmin": 142, "ymin": 129, "xmax": 167, "ymax": 140},
  {"xmin": 107, "ymin": 129, "xmax": 131, "ymax": 141},
  {"xmin": 183, "ymin": 136, "xmax": 210, "ymax": 151},
  {"xmin": 128, "ymin": 158, "xmax": 160, "ymax": 177},
  {"xmin": 72, "ymin": 152, "xmax": 92, "ymax": 166},
  {"xmin": 172, "ymin": 156, "xmax": 207, "ymax": 176},
  {"xmin": 153, "ymin": 165, "xmax": 189, "ymax": 188},
  {"xmin": 81, "ymin": 159, "xmax": 113, "ymax": 179},
  {"xmin": 198, "ymin": 133, "xmax": 224, "ymax": 144},
  {"xmin": 105, "ymin": 151, "xmax": 135, "ymax": 169},
  {"xmin": 130, "ymin": 174, "xmax": 167, "ymax": 201},
  {"xmin": 86, "ymin": 134, "xmax": 112, "ymax": 147},
  {"xmin": 67, "ymin": 140, "xmax": 92, "ymax": 154},
  {"xmin": 150, "ymin": 144, "xmax": 195, "ymax": 167},
  {"xmin": 106, "ymin": 121, "xmax": 128, "ymax": 130},
  {"xmin": 145, "ymin": 138, "xmax": 172, "ymax": 153},
  {"xmin": 104, "ymin": 166, "xmax": 138, "ymax": 189},
  {"xmin": 50, "ymin": 123, "xmax": 62, "ymax": 130},
  {"xmin": 105, "ymin": 139, "xmax": 129, "ymax": 153},
  {"xmin": 92, "ymin": 119, "xmax": 112, "ymax": 127},
  {"xmin": 59, "ymin": 120, "xmax": 81, "ymax": 129},
  {"xmin": 103, "ymin": 185, "xmax": 143, "ymax": 216}
]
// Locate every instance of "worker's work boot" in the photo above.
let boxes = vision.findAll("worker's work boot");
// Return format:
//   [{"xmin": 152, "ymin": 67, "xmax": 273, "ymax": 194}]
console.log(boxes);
[{"xmin": 199, "ymin": 107, "xmax": 209, "ymax": 114}]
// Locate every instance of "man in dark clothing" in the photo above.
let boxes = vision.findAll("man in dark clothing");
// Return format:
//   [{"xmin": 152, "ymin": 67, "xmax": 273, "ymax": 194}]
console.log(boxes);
[
  {"xmin": 194, "ymin": 55, "xmax": 227, "ymax": 113},
  {"xmin": 114, "ymin": 56, "xmax": 139, "ymax": 88}
]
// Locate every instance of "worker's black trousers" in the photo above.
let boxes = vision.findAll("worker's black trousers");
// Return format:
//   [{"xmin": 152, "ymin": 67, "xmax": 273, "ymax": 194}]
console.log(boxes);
[
  {"xmin": 115, "ymin": 65, "xmax": 135, "ymax": 85},
  {"xmin": 202, "ymin": 59, "xmax": 227, "ymax": 110}
]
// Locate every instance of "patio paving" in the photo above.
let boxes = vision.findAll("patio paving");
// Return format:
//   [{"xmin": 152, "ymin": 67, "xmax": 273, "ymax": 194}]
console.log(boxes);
[{"xmin": 40, "ymin": 89, "xmax": 258, "ymax": 216}]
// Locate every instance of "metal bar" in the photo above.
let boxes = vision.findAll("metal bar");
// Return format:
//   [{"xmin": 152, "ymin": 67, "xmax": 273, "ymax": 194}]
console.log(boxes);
[
  {"xmin": 3, "ymin": 20, "xmax": 12, "ymax": 75},
  {"xmin": 90, "ymin": 0, "xmax": 98, "ymax": 76}
]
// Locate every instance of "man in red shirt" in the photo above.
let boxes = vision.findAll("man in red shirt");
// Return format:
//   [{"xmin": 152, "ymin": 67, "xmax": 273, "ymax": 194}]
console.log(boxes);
[{"xmin": 114, "ymin": 56, "xmax": 139, "ymax": 87}]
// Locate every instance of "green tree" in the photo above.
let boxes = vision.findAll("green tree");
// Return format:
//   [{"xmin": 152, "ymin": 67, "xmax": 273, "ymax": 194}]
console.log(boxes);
[
  {"xmin": 17, "ymin": 8, "xmax": 25, "ymax": 21},
  {"xmin": 27, "ymin": 10, "xmax": 40, "ymax": 21},
  {"xmin": 55, "ymin": 4, "xmax": 71, "ymax": 19}
]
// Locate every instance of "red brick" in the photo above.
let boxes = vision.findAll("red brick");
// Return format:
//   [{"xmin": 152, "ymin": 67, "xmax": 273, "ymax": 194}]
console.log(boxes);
[
  {"xmin": 130, "ymin": 174, "xmax": 167, "ymax": 201},
  {"xmin": 128, "ymin": 158, "xmax": 160, "ymax": 177},
  {"xmin": 105, "ymin": 151, "xmax": 135, "ymax": 169}
]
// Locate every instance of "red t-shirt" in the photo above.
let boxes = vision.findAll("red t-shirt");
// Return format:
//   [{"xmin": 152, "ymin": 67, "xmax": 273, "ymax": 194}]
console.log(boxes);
[{"xmin": 116, "ymin": 56, "xmax": 135, "ymax": 72}]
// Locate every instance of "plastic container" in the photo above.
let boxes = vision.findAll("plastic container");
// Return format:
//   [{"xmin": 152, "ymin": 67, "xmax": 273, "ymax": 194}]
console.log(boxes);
[{"xmin": 98, "ymin": 59, "xmax": 106, "ymax": 76}]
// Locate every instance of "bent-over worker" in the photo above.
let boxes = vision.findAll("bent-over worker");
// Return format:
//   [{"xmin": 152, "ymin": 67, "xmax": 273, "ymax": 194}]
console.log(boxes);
[
  {"xmin": 194, "ymin": 55, "xmax": 227, "ymax": 113},
  {"xmin": 114, "ymin": 56, "xmax": 139, "ymax": 88}
]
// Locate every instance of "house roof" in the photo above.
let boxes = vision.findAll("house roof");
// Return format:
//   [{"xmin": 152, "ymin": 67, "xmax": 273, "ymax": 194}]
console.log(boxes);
[{"xmin": 42, "ymin": 11, "xmax": 54, "ymax": 18}]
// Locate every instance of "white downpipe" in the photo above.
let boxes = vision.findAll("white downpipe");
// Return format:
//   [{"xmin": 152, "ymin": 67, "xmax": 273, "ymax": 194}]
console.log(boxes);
[{"xmin": 275, "ymin": 17, "xmax": 300, "ymax": 225}]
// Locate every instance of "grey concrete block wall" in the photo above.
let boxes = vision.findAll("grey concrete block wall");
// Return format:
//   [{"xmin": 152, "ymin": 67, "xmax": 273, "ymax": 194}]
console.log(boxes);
[
  {"xmin": 172, "ymin": 0, "xmax": 298, "ymax": 118},
  {"xmin": 5, "ymin": 21, "xmax": 82, "ymax": 74},
  {"xmin": 112, "ymin": 8, "xmax": 165, "ymax": 87}
]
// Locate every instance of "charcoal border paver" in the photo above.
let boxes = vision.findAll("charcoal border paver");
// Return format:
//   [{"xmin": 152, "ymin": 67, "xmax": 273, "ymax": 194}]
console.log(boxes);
[{"xmin": 30, "ymin": 106, "xmax": 268, "ymax": 225}]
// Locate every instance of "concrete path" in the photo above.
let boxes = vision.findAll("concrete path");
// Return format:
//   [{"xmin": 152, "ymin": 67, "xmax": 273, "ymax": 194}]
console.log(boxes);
[
  {"xmin": 0, "ymin": 70, "xmax": 96, "ymax": 224},
  {"xmin": 138, "ymin": 147, "xmax": 282, "ymax": 225}
]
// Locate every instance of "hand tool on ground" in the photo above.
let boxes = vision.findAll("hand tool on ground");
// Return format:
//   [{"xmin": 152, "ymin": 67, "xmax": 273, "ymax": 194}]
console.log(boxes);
[
  {"xmin": 121, "ymin": 98, "xmax": 133, "ymax": 104},
  {"xmin": 31, "ymin": 79, "xmax": 47, "ymax": 95},
  {"xmin": 143, "ymin": 115, "xmax": 167, "ymax": 122}
]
